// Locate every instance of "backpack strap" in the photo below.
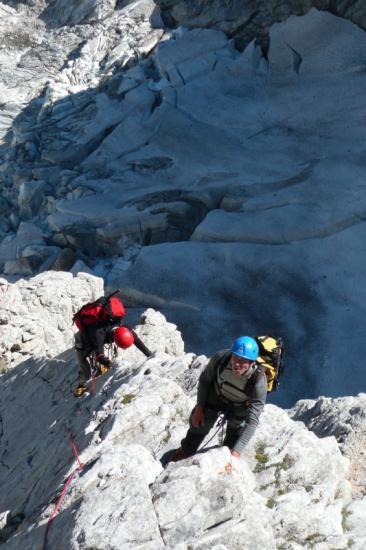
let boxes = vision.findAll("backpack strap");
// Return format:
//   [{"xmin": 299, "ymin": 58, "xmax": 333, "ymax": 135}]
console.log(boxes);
[
  {"xmin": 217, "ymin": 351, "xmax": 231, "ymax": 374},
  {"xmin": 244, "ymin": 364, "xmax": 266, "ymax": 393}
]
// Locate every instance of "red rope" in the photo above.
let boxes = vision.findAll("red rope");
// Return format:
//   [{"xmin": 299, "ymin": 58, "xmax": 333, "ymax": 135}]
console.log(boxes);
[
  {"xmin": 41, "ymin": 431, "xmax": 83, "ymax": 550},
  {"xmin": 67, "ymin": 430, "xmax": 83, "ymax": 470}
]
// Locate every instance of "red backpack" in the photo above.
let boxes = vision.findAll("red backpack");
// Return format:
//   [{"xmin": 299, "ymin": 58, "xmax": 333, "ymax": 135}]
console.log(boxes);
[{"xmin": 73, "ymin": 293, "xmax": 125, "ymax": 332}]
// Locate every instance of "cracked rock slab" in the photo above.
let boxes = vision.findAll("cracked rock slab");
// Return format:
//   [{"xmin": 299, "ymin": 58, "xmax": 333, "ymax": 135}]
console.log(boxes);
[{"xmin": 151, "ymin": 447, "xmax": 256, "ymax": 546}]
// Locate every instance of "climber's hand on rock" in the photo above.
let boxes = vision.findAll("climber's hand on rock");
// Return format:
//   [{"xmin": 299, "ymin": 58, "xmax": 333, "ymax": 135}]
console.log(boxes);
[{"xmin": 191, "ymin": 405, "xmax": 205, "ymax": 428}]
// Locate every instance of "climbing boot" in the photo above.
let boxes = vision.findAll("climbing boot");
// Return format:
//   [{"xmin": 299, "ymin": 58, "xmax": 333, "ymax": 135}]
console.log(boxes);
[
  {"xmin": 73, "ymin": 384, "xmax": 86, "ymax": 398},
  {"xmin": 97, "ymin": 364, "xmax": 110, "ymax": 376}
]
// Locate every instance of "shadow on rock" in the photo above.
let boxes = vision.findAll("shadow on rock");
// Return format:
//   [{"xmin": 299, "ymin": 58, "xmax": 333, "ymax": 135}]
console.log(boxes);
[{"xmin": 0, "ymin": 347, "xmax": 134, "ymax": 547}]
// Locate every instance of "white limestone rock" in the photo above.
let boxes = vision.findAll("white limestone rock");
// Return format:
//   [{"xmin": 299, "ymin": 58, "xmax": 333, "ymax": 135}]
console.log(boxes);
[
  {"xmin": 175, "ymin": 353, "xmax": 208, "ymax": 398},
  {"xmin": 344, "ymin": 497, "xmax": 366, "ymax": 539},
  {"xmin": 93, "ymin": 368, "xmax": 193, "ymax": 456},
  {"xmin": 151, "ymin": 447, "xmax": 256, "ymax": 546},
  {"xmin": 2, "ymin": 5, "xmax": 366, "ymax": 546},
  {"xmin": 84, "ymin": 84, "xmax": 156, "ymax": 171},
  {"xmin": 127, "ymin": 307, "xmax": 185, "ymax": 358},
  {"xmin": 247, "ymin": 405, "xmax": 351, "ymax": 500},
  {"xmin": 290, "ymin": 394, "xmax": 366, "ymax": 499},
  {"xmin": 0, "ymin": 352, "xmax": 166, "ymax": 548},
  {"xmin": 189, "ymin": 492, "xmax": 276, "ymax": 550},
  {"xmin": 155, "ymin": 28, "xmax": 228, "ymax": 85},
  {"xmin": 0, "ymin": 230, "xmax": 45, "ymax": 269},
  {"xmin": 155, "ymin": 0, "xmax": 366, "ymax": 43},
  {"xmin": 269, "ymin": 9, "xmax": 366, "ymax": 76},
  {"xmin": 135, "ymin": 351, "xmax": 197, "ymax": 399},
  {"xmin": 244, "ymin": 405, "xmax": 353, "ymax": 546},
  {"xmin": 1, "ymin": 260, "xmax": 189, "ymax": 371},
  {"xmin": 156, "ymin": 28, "xmax": 227, "ymax": 69},
  {"xmin": 96, "ymin": 208, "xmax": 169, "ymax": 251},
  {"xmin": 64, "ymin": 444, "xmax": 164, "ymax": 549},
  {"xmin": 191, "ymin": 173, "xmax": 366, "ymax": 243},
  {"xmin": 42, "ymin": 0, "xmax": 117, "ymax": 27},
  {"xmin": 0, "ymin": 271, "xmax": 103, "ymax": 368},
  {"xmin": 0, "ymin": 272, "xmax": 366, "ymax": 549}
]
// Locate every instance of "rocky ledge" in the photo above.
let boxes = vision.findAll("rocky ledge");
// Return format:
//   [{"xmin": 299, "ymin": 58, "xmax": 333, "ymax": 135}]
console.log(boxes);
[{"xmin": 0, "ymin": 272, "xmax": 365, "ymax": 549}]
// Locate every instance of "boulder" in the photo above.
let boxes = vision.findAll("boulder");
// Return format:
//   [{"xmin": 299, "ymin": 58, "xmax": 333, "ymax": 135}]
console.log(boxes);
[
  {"xmin": 116, "ymin": 307, "xmax": 186, "ymax": 364},
  {"xmin": 42, "ymin": 0, "xmax": 117, "ymax": 28},
  {"xmin": 151, "ymin": 447, "xmax": 256, "ymax": 546},
  {"xmin": 4, "ymin": 257, "xmax": 41, "ymax": 276},
  {"xmin": 70, "ymin": 259, "xmax": 95, "ymax": 275},
  {"xmin": 16, "ymin": 222, "xmax": 45, "ymax": 245},
  {"xmin": 18, "ymin": 181, "xmax": 46, "ymax": 220},
  {"xmin": 50, "ymin": 248, "xmax": 77, "ymax": 271},
  {"xmin": 290, "ymin": 394, "xmax": 366, "ymax": 499},
  {"xmin": 154, "ymin": 28, "xmax": 228, "ymax": 85},
  {"xmin": 269, "ymin": 9, "xmax": 366, "ymax": 76}
]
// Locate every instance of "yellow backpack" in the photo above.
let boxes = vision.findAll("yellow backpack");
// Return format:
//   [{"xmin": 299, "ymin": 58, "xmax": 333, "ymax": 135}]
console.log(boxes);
[{"xmin": 256, "ymin": 336, "xmax": 284, "ymax": 392}]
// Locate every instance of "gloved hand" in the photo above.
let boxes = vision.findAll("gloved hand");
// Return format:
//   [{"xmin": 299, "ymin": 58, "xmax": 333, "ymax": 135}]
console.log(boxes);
[
  {"xmin": 96, "ymin": 354, "xmax": 111, "ymax": 367},
  {"xmin": 191, "ymin": 405, "xmax": 205, "ymax": 428}
]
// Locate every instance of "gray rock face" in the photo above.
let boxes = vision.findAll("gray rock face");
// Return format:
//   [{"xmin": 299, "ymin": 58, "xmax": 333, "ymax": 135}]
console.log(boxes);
[
  {"xmin": 0, "ymin": 273, "xmax": 365, "ymax": 549},
  {"xmin": 156, "ymin": 0, "xmax": 366, "ymax": 49},
  {"xmin": 290, "ymin": 394, "xmax": 366, "ymax": 499},
  {"xmin": 1, "ymin": 0, "xmax": 366, "ymax": 412},
  {"xmin": 151, "ymin": 448, "xmax": 256, "ymax": 546},
  {"xmin": 0, "ymin": 271, "xmax": 103, "ymax": 369},
  {"xmin": 42, "ymin": 0, "xmax": 117, "ymax": 27},
  {"xmin": 1, "ymin": 3, "xmax": 366, "ymax": 548},
  {"xmin": 18, "ymin": 180, "xmax": 45, "ymax": 220},
  {"xmin": 0, "ymin": 270, "xmax": 188, "ymax": 371}
]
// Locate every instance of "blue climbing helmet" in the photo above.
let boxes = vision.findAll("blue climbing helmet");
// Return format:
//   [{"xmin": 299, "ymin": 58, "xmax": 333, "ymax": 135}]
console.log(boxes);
[{"xmin": 231, "ymin": 336, "xmax": 259, "ymax": 361}]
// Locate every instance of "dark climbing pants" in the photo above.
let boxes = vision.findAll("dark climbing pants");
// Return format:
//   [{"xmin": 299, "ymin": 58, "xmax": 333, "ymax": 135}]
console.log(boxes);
[
  {"xmin": 75, "ymin": 332, "xmax": 92, "ymax": 385},
  {"xmin": 181, "ymin": 397, "xmax": 248, "ymax": 456}
]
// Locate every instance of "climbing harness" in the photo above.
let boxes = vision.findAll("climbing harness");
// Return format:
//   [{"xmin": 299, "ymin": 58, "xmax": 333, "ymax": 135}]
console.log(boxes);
[{"xmin": 87, "ymin": 344, "xmax": 116, "ymax": 396}]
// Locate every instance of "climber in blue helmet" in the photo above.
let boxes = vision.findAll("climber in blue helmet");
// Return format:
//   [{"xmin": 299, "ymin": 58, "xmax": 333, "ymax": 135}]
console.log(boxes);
[
  {"xmin": 230, "ymin": 336, "xmax": 259, "ymax": 375},
  {"xmin": 169, "ymin": 336, "xmax": 267, "ymax": 463}
]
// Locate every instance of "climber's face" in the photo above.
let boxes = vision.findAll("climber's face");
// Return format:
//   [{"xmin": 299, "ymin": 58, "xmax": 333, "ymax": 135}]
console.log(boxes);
[{"xmin": 231, "ymin": 355, "xmax": 254, "ymax": 376}]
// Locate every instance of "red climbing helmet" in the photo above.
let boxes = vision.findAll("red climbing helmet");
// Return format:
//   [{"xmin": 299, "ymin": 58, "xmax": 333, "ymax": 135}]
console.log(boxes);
[{"xmin": 113, "ymin": 326, "xmax": 134, "ymax": 349}]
